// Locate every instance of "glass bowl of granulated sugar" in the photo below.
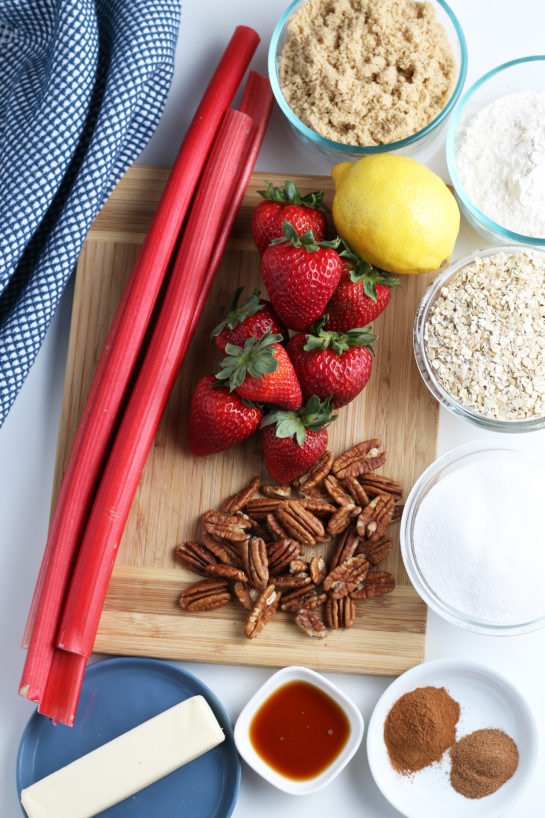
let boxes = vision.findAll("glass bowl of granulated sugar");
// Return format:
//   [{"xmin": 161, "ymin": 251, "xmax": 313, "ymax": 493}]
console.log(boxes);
[
  {"xmin": 269, "ymin": 0, "xmax": 467, "ymax": 163},
  {"xmin": 401, "ymin": 441, "xmax": 545, "ymax": 636},
  {"xmin": 447, "ymin": 56, "xmax": 545, "ymax": 245}
]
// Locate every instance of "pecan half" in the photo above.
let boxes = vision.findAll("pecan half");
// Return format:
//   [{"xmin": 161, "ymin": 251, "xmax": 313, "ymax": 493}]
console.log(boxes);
[
  {"xmin": 300, "ymin": 484, "xmax": 331, "ymax": 502},
  {"xmin": 326, "ymin": 596, "xmax": 357, "ymax": 629},
  {"xmin": 233, "ymin": 582, "xmax": 259, "ymax": 610},
  {"xmin": 241, "ymin": 537, "xmax": 269, "ymax": 591},
  {"xmin": 245, "ymin": 498, "xmax": 281, "ymax": 519},
  {"xmin": 244, "ymin": 585, "xmax": 280, "ymax": 639},
  {"xmin": 332, "ymin": 440, "xmax": 387, "ymax": 479},
  {"xmin": 266, "ymin": 539, "xmax": 303, "ymax": 575},
  {"xmin": 178, "ymin": 578, "xmax": 231, "ymax": 611},
  {"xmin": 275, "ymin": 499, "xmax": 325, "ymax": 546},
  {"xmin": 391, "ymin": 503, "xmax": 404, "ymax": 523},
  {"xmin": 356, "ymin": 495, "xmax": 395, "ymax": 539},
  {"xmin": 261, "ymin": 483, "xmax": 291, "ymax": 499},
  {"xmin": 329, "ymin": 527, "xmax": 359, "ymax": 570},
  {"xmin": 309, "ymin": 555, "xmax": 327, "ymax": 585},
  {"xmin": 350, "ymin": 571, "xmax": 395, "ymax": 599},
  {"xmin": 204, "ymin": 563, "xmax": 247, "ymax": 582},
  {"xmin": 327, "ymin": 502, "xmax": 361, "ymax": 536},
  {"xmin": 289, "ymin": 558, "xmax": 309, "ymax": 574},
  {"xmin": 280, "ymin": 585, "xmax": 316, "ymax": 612},
  {"xmin": 355, "ymin": 534, "xmax": 392, "ymax": 566},
  {"xmin": 293, "ymin": 450, "xmax": 334, "ymax": 491},
  {"xmin": 323, "ymin": 474, "xmax": 353, "ymax": 506},
  {"xmin": 174, "ymin": 541, "xmax": 216, "ymax": 576},
  {"xmin": 298, "ymin": 498, "xmax": 336, "ymax": 518},
  {"xmin": 323, "ymin": 556, "xmax": 370, "ymax": 599},
  {"xmin": 295, "ymin": 607, "xmax": 327, "ymax": 638},
  {"xmin": 361, "ymin": 474, "xmax": 403, "ymax": 499},
  {"xmin": 266, "ymin": 512, "xmax": 290, "ymax": 540},
  {"xmin": 221, "ymin": 476, "xmax": 260, "ymax": 513},
  {"xmin": 243, "ymin": 515, "xmax": 271, "ymax": 542},
  {"xmin": 202, "ymin": 509, "xmax": 252, "ymax": 542},
  {"xmin": 342, "ymin": 475, "xmax": 370, "ymax": 508},
  {"xmin": 274, "ymin": 572, "xmax": 311, "ymax": 589},
  {"xmin": 202, "ymin": 532, "xmax": 243, "ymax": 567}
]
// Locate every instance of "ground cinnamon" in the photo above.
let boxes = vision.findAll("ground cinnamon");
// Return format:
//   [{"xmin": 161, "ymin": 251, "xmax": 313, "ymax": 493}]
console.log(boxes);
[
  {"xmin": 383, "ymin": 686, "xmax": 460, "ymax": 774},
  {"xmin": 450, "ymin": 728, "xmax": 519, "ymax": 798}
]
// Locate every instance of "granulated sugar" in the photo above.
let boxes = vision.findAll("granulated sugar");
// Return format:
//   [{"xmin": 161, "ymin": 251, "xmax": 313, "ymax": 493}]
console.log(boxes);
[{"xmin": 413, "ymin": 451, "xmax": 545, "ymax": 624}]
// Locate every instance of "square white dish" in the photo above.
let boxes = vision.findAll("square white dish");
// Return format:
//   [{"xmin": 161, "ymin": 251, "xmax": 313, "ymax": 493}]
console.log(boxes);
[
  {"xmin": 366, "ymin": 659, "xmax": 539, "ymax": 818},
  {"xmin": 234, "ymin": 665, "xmax": 364, "ymax": 795}
]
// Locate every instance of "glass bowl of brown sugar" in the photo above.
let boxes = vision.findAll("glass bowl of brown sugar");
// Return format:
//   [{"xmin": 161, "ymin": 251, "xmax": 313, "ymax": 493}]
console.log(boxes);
[{"xmin": 268, "ymin": 0, "xmax": 468, "ymax": 163}]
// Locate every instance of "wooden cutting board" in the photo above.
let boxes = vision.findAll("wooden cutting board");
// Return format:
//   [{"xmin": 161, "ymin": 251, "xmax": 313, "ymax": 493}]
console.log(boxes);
[{"xmin": 52, "ymin": 166, "xmax": 438, "ymax": 676}]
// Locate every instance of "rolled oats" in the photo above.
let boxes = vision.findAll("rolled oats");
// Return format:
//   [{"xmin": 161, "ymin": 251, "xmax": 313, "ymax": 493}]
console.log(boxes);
[{"xmin": 425, "ymin": 251, "xmax": 545, "ymax": 420}]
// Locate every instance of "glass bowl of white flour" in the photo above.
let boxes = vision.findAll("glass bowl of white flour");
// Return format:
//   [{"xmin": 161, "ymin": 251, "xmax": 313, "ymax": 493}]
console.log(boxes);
[
  {"xmin": 400, "ymin": 441, "xmax": 545, "ymax": 635},
  {"xmin": 446, "ymin": 56, "xmax": 545, "ymax": 245}
]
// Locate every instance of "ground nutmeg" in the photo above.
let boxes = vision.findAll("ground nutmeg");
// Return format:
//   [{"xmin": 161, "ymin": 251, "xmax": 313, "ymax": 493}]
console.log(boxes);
[
  {"xmin": 450, "ymin": 728, "xmax": 519, "ymax": 799},
  {"xmin": 384, "ymin": 686, "xmax": 460, "ymax": 774}
]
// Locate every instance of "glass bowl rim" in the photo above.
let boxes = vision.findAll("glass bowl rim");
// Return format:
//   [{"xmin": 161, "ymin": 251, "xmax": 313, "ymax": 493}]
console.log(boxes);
[
  {"xmin": 268, "ymin": 0, "xmax": 468, "ymax": 155},
  {"xmin": 446, "ymin": 55, "xmax": 545, "ymax": 245},
  {"xmin": 413, "ymin": 244, "xmax": 545, "ymax": 432},
  {"xmin": 400, "ymin": 439, "xmax": 545, "ymax": 636}
]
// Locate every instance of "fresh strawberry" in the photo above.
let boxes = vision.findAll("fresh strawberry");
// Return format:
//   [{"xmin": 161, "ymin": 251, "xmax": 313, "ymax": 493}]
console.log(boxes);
[
  {"xmin": 286, "ymin": 318, "xmax": 376, "ymax": 408},
  {"xmin": 188, "ymin": 376, "xmax": 263, "ymax": 456},
  {"xmin": 251, "ymin": 180, "xmax": 327, "ymax": 254},
  {"xmin": 211, "ymin": 288, "xmax": 287, "ymax": 352},
  {"xmin": 216, "ymin": 327, "xmax": 302, "ymax": 410},
  {"xmin": 261, "ymin": 221, "xmax": 343, "ymax": 331},
  {"xmin": 261, "ymin": 395, "xmax": 337, "ymax": 483},
  {"xmin": 325, "ymin": 245, "xmax": 399, "ymax": 332}
]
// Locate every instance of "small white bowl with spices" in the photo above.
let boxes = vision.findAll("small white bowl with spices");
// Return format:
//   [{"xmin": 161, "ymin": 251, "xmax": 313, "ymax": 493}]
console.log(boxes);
[
  {"xmin": 366, "ymin": 659, "xmax": 539, "ymax": 818},
  {"xmin": 414, "ymin": 246, "xmax": 545, "ymax": 431},
  {"xmin": 400, "ymin": 440, "xmax": 545, "ymax": 636},
  {"xmin": 447, "ymin": 56, "xmax": 545, "ymax": 245},
  {"xmin": 268, "ymin": 0, "xmax": 468, "ymax": 163}
]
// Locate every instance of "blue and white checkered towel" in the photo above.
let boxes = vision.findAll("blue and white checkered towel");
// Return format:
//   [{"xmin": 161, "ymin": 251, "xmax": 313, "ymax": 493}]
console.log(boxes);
[{"xmin": 0, "ymin": 0, "xmax": 181, "ymax": 427}]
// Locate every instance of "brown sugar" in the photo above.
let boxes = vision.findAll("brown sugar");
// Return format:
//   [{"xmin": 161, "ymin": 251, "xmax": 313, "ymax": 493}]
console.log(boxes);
[
  {"xmin": 279, "ymin": 0, "xmax": 457, "ymax": 146},
  {"xmin": 450, "ymin": 728, "xmax": 519, "ymax": 799},
  {"xmin": 383, "ymin": 686, "xmax": 460, "ymax": 774}
]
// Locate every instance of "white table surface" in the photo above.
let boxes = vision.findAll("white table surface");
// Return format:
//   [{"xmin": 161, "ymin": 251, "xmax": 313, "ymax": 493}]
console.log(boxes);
[{"xmin": 2, "ymin": 1, "xmax": 545, "ymax": 815}]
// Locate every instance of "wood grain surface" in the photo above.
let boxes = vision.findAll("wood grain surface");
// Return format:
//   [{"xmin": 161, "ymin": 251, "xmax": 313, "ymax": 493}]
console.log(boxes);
[{"xmin": 51, "ymin": 166, "xmax": 438, "ymax": 676}]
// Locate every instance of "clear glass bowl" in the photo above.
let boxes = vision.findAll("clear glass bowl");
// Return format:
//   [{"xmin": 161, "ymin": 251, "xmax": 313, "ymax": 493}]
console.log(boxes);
[
  {"xmin": 446, "ymin": 56, "xmax": 545, "ymax": 245},
  {"xmin": 414, "ymin": 245, "xmax": 545, "ymax": 432},
  {"xmin": 401, "ymin": 440, "xmax": 545, "ymax": 636},
  {"xmin": 268, "ymin": 0, "xmax": 468, "ymax": 163}
]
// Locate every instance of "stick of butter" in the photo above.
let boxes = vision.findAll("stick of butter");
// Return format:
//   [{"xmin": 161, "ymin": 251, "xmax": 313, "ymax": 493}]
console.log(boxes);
[{"xmin": 20, "ymin": 694, "xmax": 225, "ymax": 818}]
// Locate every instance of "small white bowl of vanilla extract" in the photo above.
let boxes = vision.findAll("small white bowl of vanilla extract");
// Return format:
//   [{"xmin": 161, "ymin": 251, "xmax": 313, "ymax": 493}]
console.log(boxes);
[{"xmin": 234, "ymin": 666, "xmax": 364, "ymax": 794}]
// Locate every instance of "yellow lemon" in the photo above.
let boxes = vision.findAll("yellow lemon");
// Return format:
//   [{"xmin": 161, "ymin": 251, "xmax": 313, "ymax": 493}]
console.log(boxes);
[{"xmin": 331, "ymin": 154, "xmax": 460, "ymax": 275}]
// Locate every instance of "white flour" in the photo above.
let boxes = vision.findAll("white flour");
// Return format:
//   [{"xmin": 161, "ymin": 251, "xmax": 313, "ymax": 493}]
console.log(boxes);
[
  {"xmin": 413, "ymin": 452, "xmax": 545, "ymax": 624},
  {"xmin": 456, "ymin": 91, "xmax": 545, "ymax": 238}
]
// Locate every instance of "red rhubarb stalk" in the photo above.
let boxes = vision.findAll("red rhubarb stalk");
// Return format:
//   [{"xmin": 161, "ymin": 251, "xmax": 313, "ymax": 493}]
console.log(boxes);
[
  {"xmin": 55, "ymin": 109, "xmax": 252, "ymax": 663},
  {"xmin": 20, "ymin": 25, "xmax": 260, "ymax": 707}
]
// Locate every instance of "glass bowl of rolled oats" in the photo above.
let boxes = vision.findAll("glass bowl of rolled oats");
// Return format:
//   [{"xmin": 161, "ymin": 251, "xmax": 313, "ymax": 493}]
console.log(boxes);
[{"xmin": 413, "ymin": 246, "xmax": 545, "ymax": 431}]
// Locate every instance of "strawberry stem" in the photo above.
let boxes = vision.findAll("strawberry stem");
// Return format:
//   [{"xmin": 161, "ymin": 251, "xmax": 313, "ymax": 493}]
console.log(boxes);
[
  {"xmin": 211, "ymin": 287, "xmax": 264, "ymax": 339},
  {"xmin": 260, "ymin": 395, "xmax": 337, "ymax": 445},
  {"xmin": 339, "ymin": 239, "xmax": 400, "ymax": 301},
  {"xmin": 270, "ymin": 220, "xmax": 341, "ymax": 252},
  {"xmin": 257, "ymin": 180, "xmax": 328, "ymax": 210},
  {"xmin": 216, "ymin": 325, "xmax": 282, "ymax": 390},
  {"xmin": 304, "ymin": 316, "xmax": 376, "ymax": 355}
]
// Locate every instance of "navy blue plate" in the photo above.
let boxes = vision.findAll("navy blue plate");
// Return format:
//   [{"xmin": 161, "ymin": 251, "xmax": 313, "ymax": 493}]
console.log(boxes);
[{"xmin": 16, "ymin": 657, "xmax": 241, "ymax": 817}]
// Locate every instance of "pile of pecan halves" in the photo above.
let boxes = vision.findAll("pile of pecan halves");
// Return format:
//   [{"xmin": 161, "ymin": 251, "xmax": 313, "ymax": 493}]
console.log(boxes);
[{"xmin": 175, "ymin": 439, "xmax": 403, "ymax": 640}]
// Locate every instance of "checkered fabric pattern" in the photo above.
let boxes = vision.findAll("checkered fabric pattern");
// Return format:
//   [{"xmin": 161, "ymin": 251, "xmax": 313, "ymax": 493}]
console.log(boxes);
[{"xmin": 0, "ymin": 0, "xmax": 181, "ymax": 427}]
